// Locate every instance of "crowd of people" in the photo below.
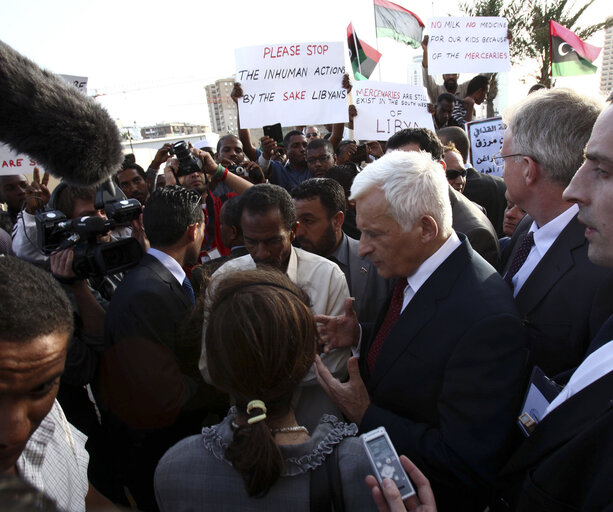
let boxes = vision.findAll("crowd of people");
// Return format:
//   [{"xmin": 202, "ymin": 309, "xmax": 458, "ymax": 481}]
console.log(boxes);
[{"xmin": 1, "ymin": 42, "xmax": 613, "ymax": 512}]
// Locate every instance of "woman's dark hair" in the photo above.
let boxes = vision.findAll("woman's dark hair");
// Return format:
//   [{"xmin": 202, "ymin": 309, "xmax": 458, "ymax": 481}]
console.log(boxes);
[{"xmin": 205, "ymin": 268, "xmax": 315, "ymax": 497}]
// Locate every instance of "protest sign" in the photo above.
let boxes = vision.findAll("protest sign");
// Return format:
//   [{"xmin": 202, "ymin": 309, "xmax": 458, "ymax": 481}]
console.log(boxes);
[
  {"xmin": 353, "ymin": 81, "xmax": 434, "ymax": 141},
  {"xmin": 0, "ymin": 143, "xmax": 41, "ymax": 176},
  {"xmin": 426, "ymin": 17, "xmax": 510, "ymax": 74},
  {"xmin": 59, "ymin": 74, "xmax": 88, "ymax": 93},
  {"xmin": 235, "ymin": 42, "xmax": 348, "ymax": 128},
  {"xmin": 466, "ymin": 116, "xmax": 505, "ymax": 176}
]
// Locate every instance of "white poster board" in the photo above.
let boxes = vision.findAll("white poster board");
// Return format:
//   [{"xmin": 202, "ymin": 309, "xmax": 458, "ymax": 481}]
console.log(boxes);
[
  {"xmin": 235, "ymin": 42, "xmax": 348, "ymax": 128},
  {"xmin": 59, "ymin": 74, "xmax": 88, "ymax": 93},
  {"xmin": 466, "ymin": 116, "xmax": 505, "ymax": 176},
  {"xmin": 0, "ymin": 144, "xmax": 41, "ymax": 176},
  {"xmin": 353, "ymin": 82, "xmax": 434, "ymax": 141},
  {"xmin": 426, "ymin": 17, "xmax": 510, "ymax": 74}
]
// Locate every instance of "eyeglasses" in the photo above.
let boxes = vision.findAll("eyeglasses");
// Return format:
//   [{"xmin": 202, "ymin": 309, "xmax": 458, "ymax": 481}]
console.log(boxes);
[
  {"xmin": 305, "ymin": 132, "xmax": 319, "ymax": 139},
  {"xmin": 491, "ymin": 153, "xmax": 535, "ymax": 166},
  {"xmin": 446, "ymin": 169, "xmax": 467, "ymax": 180}
]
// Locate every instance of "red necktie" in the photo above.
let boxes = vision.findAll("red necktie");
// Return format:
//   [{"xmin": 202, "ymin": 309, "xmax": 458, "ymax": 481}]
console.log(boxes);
[
  {"xmin": 367, "ymin": 277, "xmax": 408, "ymax": 373},
  {"xmin": 504, "ymin": 231, "xmax": 534, "ymax": 290}
]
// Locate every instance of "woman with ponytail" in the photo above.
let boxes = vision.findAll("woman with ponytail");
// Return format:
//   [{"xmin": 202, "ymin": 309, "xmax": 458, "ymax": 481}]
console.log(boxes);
[{"xmin": 154, "ymin": 268, "xmax": 376, "ymax": 511}]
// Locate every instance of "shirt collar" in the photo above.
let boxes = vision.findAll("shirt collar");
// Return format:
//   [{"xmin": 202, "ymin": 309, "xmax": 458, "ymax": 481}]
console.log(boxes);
[
  {"xmin": 285, "ymin": 246, "xmax": 299, "ymax": 282},
  {"xmin": 529, "ymin": 204, "xmax": 578, "ymax": 257},
  {"xmin": 406, "ymin": 231, "xmax": 462, "ymax": 295},
  {"xmin": 147, "ymin": 247, "xmax": 186, "ymax": 285}
]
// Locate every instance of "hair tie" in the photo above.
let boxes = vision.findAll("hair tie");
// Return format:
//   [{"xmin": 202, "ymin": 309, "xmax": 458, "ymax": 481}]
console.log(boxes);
[{"xmin": 246, "ymin": 400, "xmax": 267, "ymax": 424}]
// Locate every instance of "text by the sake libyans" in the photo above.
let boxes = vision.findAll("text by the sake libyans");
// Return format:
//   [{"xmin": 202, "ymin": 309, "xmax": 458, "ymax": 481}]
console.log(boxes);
[
  {"xmin": 467, "ymin": 116, "xmax": 505, "ymax": 176},
  {"xmin": 353, "ymin": 82, "xmax": 434, "ymax": 141},
  {"xmin": 426, "ymin": 17, "xmax": 511, "ymax": 74},
  {"xmin": 235, "ymin": 42, "xmax": 348, "ymax": 128}
]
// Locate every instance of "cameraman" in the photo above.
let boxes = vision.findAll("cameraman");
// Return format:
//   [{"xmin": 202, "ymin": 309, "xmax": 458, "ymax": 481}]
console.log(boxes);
[{"xmin": 166, "ymin": 143, "xmax": 253, "ymax": 263}]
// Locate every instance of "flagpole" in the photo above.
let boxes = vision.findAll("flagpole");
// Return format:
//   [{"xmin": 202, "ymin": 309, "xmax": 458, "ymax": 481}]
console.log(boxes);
[
  {"xmin": 373, "ymin": 1, "xmax": 382, "ymax": 81},
  {"xmin": 351, "ymin": 23, "xmax": 363, "ymax": 78}
]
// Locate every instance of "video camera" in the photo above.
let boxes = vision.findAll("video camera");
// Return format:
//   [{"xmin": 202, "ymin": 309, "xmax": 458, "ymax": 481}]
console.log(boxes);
[{"xmin": 35, "ymin": 179, "xmax": 143, "ymax": 279}]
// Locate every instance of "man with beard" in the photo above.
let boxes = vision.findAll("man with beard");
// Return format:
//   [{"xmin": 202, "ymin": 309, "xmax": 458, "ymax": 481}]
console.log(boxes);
[
  {"xmin": 200, "ymin": 183, "xmax": 351, "ymax": 431},
  {"xmin": 291, "ymin": 178, "xmax": 393, "ymax": 323}
]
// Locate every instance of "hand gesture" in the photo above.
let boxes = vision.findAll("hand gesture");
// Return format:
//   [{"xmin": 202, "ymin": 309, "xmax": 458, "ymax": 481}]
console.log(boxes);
[
  {"xmin": 366, "ymin": 141, "xmax": 384, "ymax": 159},
  {"xmin": 151, "ymin": 143, "xmax": 173, "ymax": 169},
  {"xmin": 25, "ymin": 167, "xmax": 50, "ymax": 214},
  {"xmin": 421, "ymin": 35, "xmax": 429, "ymax": 50},
  {"xmin": 342, "ymin": 73, "xmax": 353, "ymax": 93},
  {"xmin": 260, "ymin": 136, "xmax": 277, "ymax": 160},
  {"xmin": 314, "ymin": 355, "xmax": 369, "ymax": 424},
  {"xmin": 337, "ymin": 142, "xmax": 357, "ymax": 165},
  {"xmin": 365, "ymin": 456, "xmax": 437, "ymax": 512},
  {"xmin": 164, "ymin": 158, "xmax": 178, "ymax": 186},
  {"xmin": 231, "ymin": 82, "xmax": 244, "ymax": 104},
  {"xmin": 315, "ymin": 297, "xmax": 360, "ymax": 353}
]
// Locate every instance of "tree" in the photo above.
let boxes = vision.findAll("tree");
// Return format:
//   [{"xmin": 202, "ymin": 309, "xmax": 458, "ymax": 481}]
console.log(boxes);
[{"xmin": 461, "ymin": 0, "xmax": 612, "ymax": 87}]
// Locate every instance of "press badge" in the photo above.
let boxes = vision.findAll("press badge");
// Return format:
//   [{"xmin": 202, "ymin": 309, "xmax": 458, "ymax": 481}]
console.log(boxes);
[{"xmin": 517, "ymin": 366, "xmax": 562, "ymax": 437}]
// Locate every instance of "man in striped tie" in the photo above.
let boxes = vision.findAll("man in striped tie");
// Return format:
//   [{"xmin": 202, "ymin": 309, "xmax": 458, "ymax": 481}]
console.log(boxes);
[{"xmin": 314, "ymin": 150, "xmax": 527, "ymax": 512}]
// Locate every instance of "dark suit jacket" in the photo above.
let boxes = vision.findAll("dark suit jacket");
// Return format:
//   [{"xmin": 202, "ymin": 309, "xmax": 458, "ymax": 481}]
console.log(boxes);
[
  {"xmin": 449, "ymin": 185, "xmax": 501, "ymax": 268},
  {"xmin": 501, "ymin": 214, "xmax": 613, "ymax": 376},
  {"xmin": 100, "ymin": 253, "xmax": 209, "ymax": 510},
  {"xmin": 359, "ymin": 236, "xmax": 527, "ymax": 511},
  {"xmin": 463, "ymin": 168, "xmax": 507, "ymax": 236},
  {"xmin": 493, "ymin": 369, "xmax": 613, "ymax": 511},
  {"xmin": 330, "ymin": 234, "xmax": 395, "ymax": 323}
]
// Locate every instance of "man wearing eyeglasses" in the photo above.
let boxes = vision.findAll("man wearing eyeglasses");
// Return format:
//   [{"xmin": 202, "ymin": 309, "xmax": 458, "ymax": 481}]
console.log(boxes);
[
  {"xmin": 305, "ymin": 125, "xmax": 321, "ymax": 140},
  {"xmin": 443, "ymin": 144, "xmax": 467, "ymax": 193},
  {"xmin": 306, "ymin": 138, "xmax": 337, "ymax": 178},
  {"xmin": 498, "ymin": 88, "xmax": 613, "ymax": 377}
]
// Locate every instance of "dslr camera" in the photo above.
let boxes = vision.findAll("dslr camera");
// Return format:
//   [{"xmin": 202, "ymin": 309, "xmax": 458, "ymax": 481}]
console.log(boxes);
[{"xmin": 169, "ymin": 140, "xmax": 203, "ymax": 176}]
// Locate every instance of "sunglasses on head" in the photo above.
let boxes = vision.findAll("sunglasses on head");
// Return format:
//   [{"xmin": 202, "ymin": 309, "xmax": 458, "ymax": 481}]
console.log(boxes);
[{"xmin": 446, "ymin": 169, "xmax": 467, "ymax": 180}]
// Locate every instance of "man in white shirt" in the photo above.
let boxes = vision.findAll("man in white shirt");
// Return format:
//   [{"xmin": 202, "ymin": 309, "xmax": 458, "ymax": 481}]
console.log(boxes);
[
  {"xmin": 499, "ymin": 88, "xmax": 613, "ymax": 376},
  {"xmin": 314, "ymin": 151, "xmax": 527, "ymax": 511},
  {"xmin": 201, "ymin": 183, "xmax": 351, "ymax": 431}
]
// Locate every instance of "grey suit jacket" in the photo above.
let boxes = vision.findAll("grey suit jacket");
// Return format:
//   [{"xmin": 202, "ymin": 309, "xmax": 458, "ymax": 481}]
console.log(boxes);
[
  {"xmin": 330, "ymin": 234, "xmax": 395, "ymax": 323},
  {"xmin": 501, "ymin": 214, "xmax": 613, "ymax": 376}
]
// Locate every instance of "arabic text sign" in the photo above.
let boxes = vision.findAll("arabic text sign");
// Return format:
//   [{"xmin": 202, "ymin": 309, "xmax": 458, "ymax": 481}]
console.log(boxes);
[
  {"xmin": 235, "ymin": 42, "xmax": 348, "ymax": 128},
  {"xmin": 466, "ymin": 116, "xmax": 505, "ymax": 176},
  {"xmin": 353, "ymin": 82, "xmax": 434, "ymax": 141},
  {"xmin": 426, "ymin": 17, "xmax": 510, "ymax": 74},
  {"xmin": 0, "ymin": 144, "xmax": 41, "ymax": 176}
]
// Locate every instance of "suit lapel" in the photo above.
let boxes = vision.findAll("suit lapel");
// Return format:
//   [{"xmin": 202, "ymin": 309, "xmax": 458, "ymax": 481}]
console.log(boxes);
[
  {"xmin": 500, "ymin": 369, "xmax": 613, "ymax": 477},
  {"xmin": 514, "ymin": 215, "xmax": 585, "ymax": 315},
  {"xmin": 140, "ymin": 253, "xmax": 192, "ymax": 309},
  {"xmin": 367, "ymin": 240, "xmax": 468, "ymax": 389}
]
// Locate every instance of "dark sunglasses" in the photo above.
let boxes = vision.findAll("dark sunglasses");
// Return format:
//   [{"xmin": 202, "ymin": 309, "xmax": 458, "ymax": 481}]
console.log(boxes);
[{"xmin": 446, "ymin": 169, "xmax": 467, "ymax": 180}]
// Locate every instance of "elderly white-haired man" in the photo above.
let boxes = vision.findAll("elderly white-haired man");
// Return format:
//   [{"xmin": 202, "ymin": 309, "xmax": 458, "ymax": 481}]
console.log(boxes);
[{"xmin": 315, "ymin": 150, "xmax": 527, "ymax": 512}]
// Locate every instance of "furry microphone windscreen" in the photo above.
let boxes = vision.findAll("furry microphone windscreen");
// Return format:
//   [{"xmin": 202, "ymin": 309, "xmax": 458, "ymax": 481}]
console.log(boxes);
[{"xmin": 0, "ymin": 40, "xmax": 123, "ymax": 186}]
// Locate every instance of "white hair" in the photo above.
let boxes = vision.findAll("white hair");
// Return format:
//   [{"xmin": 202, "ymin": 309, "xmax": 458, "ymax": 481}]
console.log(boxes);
[{"xmin": 351, "ymin": 150, "xmax": 452, "ymax": 237}]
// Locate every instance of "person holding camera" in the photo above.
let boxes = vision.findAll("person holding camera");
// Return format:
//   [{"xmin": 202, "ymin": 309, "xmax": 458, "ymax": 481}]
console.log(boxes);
[{"xmin": 165, "ymin": 141, "xmax": 252, "ymax": 263}]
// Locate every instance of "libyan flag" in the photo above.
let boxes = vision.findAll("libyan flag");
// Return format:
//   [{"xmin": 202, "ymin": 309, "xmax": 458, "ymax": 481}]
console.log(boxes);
[
  {"xmin": 374, "ymin": 0, "xmax": 424, "ymax": 49},
  {"xmin": 347, "ymin": 23, "xmax": 382, "ymax": 80},
  {"xmin": 550, "ymin": 20, "xmax": 601, "ymax": 76}
]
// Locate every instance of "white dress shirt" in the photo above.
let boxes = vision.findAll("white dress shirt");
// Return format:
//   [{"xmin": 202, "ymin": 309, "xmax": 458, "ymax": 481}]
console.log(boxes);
[
  {"xmin": 511, "ymin": 204, "xmax": 578, "ymax": 296},
  {"xmin": 147, "ymin": 247, "xmax": 185, "ymax": 285}
]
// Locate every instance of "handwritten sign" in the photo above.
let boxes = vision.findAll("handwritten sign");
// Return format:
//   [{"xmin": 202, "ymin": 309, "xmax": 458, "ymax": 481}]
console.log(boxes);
[
  {"xmin": 352, "ymin": 82, "xmax": 434, "ymax": 141},
  {"xmin": 59, "ymin": 74, "xmax": 88, "ymax": 93},
  {"xmin": 426, "ymin": 17, "xmax": 510, "ymax": 74},
  {"xmin": 466, "ymin": 116, "xmax": 505, "ymax": 176},
  {"xmin": 235, "ymin": 42, "xmax": 348, "ymax": 128},
  {"xmin": 0, "ymin": 143, "xmax": 41, "ymax": 176}
]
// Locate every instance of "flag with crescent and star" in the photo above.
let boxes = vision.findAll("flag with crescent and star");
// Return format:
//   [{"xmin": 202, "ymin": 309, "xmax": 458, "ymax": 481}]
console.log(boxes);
[{"xmin": 549, "ymin": 20, "xmax": 601, "ymax": 76}]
